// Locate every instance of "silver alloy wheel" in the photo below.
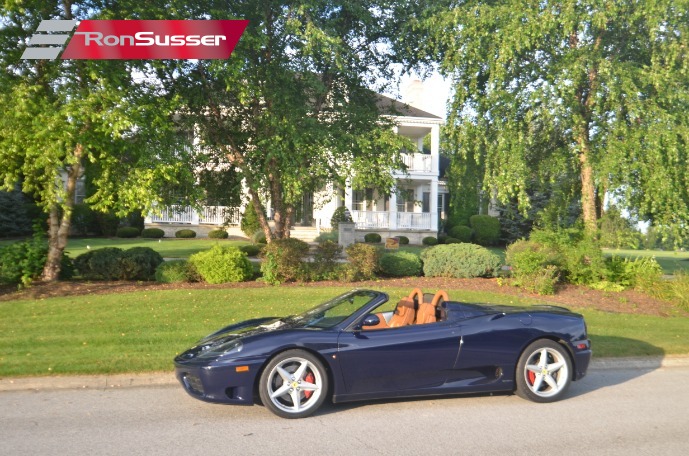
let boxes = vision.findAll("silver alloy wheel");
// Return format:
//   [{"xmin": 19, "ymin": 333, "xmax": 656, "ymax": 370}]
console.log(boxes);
[
  {"xmin": 265, "ymin": 356, "xmax": 323, "ymax": 414},
  {"xmin": 523, "ymin": 346, "xmax": 570, "ymax": 398}
]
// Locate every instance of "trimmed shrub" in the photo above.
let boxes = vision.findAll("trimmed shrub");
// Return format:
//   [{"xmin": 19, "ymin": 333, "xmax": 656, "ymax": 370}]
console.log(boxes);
[
  {"xmin": 421, "ymin": 243, "xmax": 502, "ymax": 278},
  {"xmin": 239, "ymin": 244, "xmax": 262, "ymax": 257},
  {"xmin": 208, "ymin": 229, "xmax": 229, "ymax": 239},
  {"xmin": 364, "ymin": 232, "xmax": 382, "ymax": 243},
  {"xmin": 119, "ymin": 247, "xmax": 163, "ymax": 280},
  {"xmin": 241, "ymin": 201, "xmax": 261, "ymax": 237},
  {"xmin": 175, "ymin": 229, "xmax": 196, "ymax": 239},
  {"xmin": 141, "ymin": 228, "xmax": 165, "ymax": 239},
  {"xmin": 0, "ymin": 232, "xmax": 52, "ymax": 286},
  {"xmin": 437, "ymin": 233, "xmax": 448, "ymax": 244},
  {"xmin": 310, "ymin": 240, "xmax": 343, "ymax": 280},
  {"xmin": 314, "ymin": 231, "xmax": 338, "ymax": 243},
  {"xmin": 74, "ymin": 247, "xmax": 125, "ymax": 280},
  {"xmin": 252, "ymin": 230, "xmax": 267, "ymax": 244},
  {"xmin": 379, "ymin": 251, "xmax": 422, "ymax": 277},
  {"xmin": 469, "ymin": 215, "xmax": 501, "ymax": 246},
  {"xmin": 260, "ymin": 238, "xmax": 310, "ymax": 284},
  {"xmin": 396, "ymin": 236, "xmax": 409, "ymax": 245},
  {"xmin": 444, "ymin": 237, "xmax": 461, "ymax": 244},
  {"xmin": 342, "ymin": 243, "xmax": 379, "ymax": 281},
  {"xmin": 116, "ymin": 226, "xmax": 140, "ymax": 238},
  {"xmin": 330, "ymin": 206, "xmax": 352, "ymax": 231},
  {"xmin": 189, "ymin": 245, "xmax": 253, "ymax": 284},
  {"xmin": 422, "ymin": 236, "xmax": 438, "ymax": 246},
  {"xmin": 449, "ymin": 225, "xmax": 474, "ymax": 243},
  {"xmin": 155, "ymin": 260, "xmax": 198, "ymax": 283}
]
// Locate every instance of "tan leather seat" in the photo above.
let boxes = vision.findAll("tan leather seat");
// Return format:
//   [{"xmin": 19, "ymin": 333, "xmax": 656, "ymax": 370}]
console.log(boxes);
[
  {"xmin": 388, "ymin": 298, "xmax": 416, "ymax": 327},
  {"xmin": 415, "ymin": 290, "xmax": 449, "ymax": 324}
]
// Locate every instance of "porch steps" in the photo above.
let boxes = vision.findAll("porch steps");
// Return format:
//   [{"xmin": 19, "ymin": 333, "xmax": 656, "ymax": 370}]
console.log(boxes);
[{"xmin": 289, "ymin": 227, "xmax": 320, "ymax": 243}]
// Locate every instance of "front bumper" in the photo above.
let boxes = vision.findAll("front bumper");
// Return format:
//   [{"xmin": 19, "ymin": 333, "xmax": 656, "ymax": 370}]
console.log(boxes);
[{"xmin": 175, "ymin": 359, "xmax": 263, "ymax": 405}]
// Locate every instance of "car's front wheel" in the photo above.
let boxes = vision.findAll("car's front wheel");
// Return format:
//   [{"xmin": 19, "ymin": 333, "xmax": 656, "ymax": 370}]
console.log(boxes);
[
  {"xmin": 258, "ymin": 350, "xmax": 328, "ymax": 419},
  {"xmin": 516, "ymin": 339, "xmax": 573, "ymax": 403}
]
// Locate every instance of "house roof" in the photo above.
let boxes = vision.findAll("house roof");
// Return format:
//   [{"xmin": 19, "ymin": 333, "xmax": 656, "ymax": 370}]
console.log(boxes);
[{"xmin": 375, "ymin": 93, "xmax": 443, "ymax": 120}]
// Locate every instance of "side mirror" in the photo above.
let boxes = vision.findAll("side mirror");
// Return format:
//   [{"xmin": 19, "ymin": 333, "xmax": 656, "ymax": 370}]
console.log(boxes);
[{"xmin": 361, "ymin": 314, "xmax": 380, "ymax": 327}]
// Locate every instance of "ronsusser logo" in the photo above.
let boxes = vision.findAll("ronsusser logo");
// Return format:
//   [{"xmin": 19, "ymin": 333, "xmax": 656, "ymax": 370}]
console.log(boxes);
[{"xmin": 21, "ymin": 19, "xmax": 248, "ymax": 60}]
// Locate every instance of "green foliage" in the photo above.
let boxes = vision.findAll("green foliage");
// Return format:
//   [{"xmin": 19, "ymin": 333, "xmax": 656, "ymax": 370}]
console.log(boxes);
[
  {"xmin": 141, "ymin": 228, "xmax": 165, "ymax": 239},
  {"xmin": 444, "ymin": 237, "xmax": 461, "ymax": 244},
  {"xmin": 364, "ymin": 233, "xmax": 382, "ymax": 243},
  {"xmin": 396, "ymin": 236, "xmax": 409, "ymax": 245},
  {"xmin": 437, "ymin": 233, "xmax": 448, "ymax": 244},
  {"xmin": 314, "ymin": 231, "xmax": 338, "ymax": 243},
  {"xmin": 116, "ymin": 227, "xmax": 140, "ymax": 239},
  {"xmin": 343, "ymin": 243, "xmax": 380, "ymax": 281},
  {"xmin": 188, "ymin": 246, "xmax": 253, "ymax": 284},
  {"xmin": 260, "ymin": 238, "xmax": 310, "ymax": 285},
  {"xmin": 506, "ymin": 240, "xmax": 562, "ymax": 295},
  {"xmin": 309, "ymin": 240, "xmax": 343, "ymax": 281},
  {"xmin": 154, "ymin": 260, "xmax": 198, "ymax": 284},
  {"xmin": 419, "ymin": 0, "xmax": 689, "ymax": 239},
  {"xmin": 71, "ymin": 204, "xmax": 98, "ymax": 237},
  {"xmin": 96, "ymin": 211, "xmax": 121, "ymax": 237},
  {"xmin": 421, "ymin": 243, "xmax": 502, "ymax": 279},
  {"xmin": 175, "ymin": 229, "xmax": 196, "ymax": 239},
  {"xmin": 239, "ymin": 244, "xmax": 262, "ymax": 257},
  {"xmin": 0, "ymin": 232, "xmax": 49, "ymax": 287},
  {"xmin": 251, "ymin": 230, "xmax": 268, "ymax": 244},
  {"xmin": 330, "ymin": 207, "xmax": 352, "ymax": 231},
  {"xmin": 74, "ymin": 248, "xmax": 125, "ymax": 281},
  {"xmin": 469, "ymin": 215, "xmax": 501, "ymax": 246},
  {"xmin": 0, "ymin": 190, "xmax": 35, "ymax": 237},
  {"xmin": 119, "ymin": 247, "xmax": 164, "ymax": 281},
  {"xmin": 449, "ymin": 225, "xmax": 473, "ymax": 243},
  {"xmin": 379, "ymin": 251, "xmax": 422, "ymax": 277},
  {"xmin": 422, "ymin": 236, "xmax": 438, "ymax": 246},
  {"xmin": 241, "ymin": 202, "xmax": 261, "ymax": 238},
  {"xmin": 599, "ymin": 206, "xmax": 642, "ymax": 249},
  {"xmin": 208, "ymin": 229, "xmax": 229, "ymax": 239}
]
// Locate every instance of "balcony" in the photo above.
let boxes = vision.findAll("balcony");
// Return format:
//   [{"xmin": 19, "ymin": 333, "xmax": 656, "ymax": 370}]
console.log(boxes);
[
  {"xmin": 351, "ymin": 211, "xmax": 432, "ymax": 230},
  {"xmin": 148, "ymin": 205, "xmax": 241, "ymax": 226},
  {"xmin": 400, "ymin": 153, "xmax": 433, "ymax": 173}
]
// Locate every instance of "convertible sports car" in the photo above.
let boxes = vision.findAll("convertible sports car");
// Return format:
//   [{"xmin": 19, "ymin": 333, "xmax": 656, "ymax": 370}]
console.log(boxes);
[{"xmin": 174, "ymin": 289, "xmax": 591, "ymax": 418}]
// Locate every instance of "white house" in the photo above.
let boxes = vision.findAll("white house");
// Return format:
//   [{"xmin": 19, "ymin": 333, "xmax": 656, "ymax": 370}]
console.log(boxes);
[{"xmin": 145, "ymin": 90, "xmax": 448, "ymax": 243}]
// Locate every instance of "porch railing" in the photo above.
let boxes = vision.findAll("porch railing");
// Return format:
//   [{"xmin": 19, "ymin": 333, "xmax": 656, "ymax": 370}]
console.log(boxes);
[
  {"xmin": 401, "ymin": 153, "xmax": 433, "ymax": 173},
  {"xmin": 148, "ymin": 205, "xmax": 241, "ymax": 226},
  {"xmin": 351, "ymin": 210, "xmax": 432, "ymax": 230}
]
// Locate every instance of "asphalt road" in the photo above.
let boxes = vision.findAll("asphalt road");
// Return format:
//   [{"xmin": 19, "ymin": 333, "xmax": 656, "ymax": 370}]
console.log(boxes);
[{"xmin": 2, "ymin": 365, "xmax": 688, "ymax": 456}]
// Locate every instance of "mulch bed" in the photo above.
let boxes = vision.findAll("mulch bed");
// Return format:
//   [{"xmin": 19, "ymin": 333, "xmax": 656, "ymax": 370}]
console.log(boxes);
[{"xmin": 0, "ymin": 277, "xmax": 681, "ymax": 317}]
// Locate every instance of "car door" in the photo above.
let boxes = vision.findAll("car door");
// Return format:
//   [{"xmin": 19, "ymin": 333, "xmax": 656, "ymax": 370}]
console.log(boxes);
[{"xmin": 337, "ymin": 322, "xmax": 460, "ymax": 395}]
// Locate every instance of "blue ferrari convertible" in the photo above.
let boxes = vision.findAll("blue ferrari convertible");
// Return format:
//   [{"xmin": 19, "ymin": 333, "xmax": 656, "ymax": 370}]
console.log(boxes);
[{"xmin": 175, "ymin": 289, "xmax": 591, "ymax": 418}]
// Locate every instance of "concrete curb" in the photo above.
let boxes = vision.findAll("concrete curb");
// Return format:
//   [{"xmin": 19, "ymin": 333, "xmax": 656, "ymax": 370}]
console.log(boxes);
[{"xmin": 2, "ymin": 355, "xmax": 689, "ymax": 393}]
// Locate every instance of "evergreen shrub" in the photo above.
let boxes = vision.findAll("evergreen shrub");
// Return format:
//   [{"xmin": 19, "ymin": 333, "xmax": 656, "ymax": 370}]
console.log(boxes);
[
  {"xmin": 379, "ymin": 251, "xmax": 422, "ymax": 277},
  {"xmin": 141, "ymin": 228, "xmax": 165, "ymax": 238},
  {"xmin": 260, "ymin": 238, "xmax": 310, "ymax": 284},
  {"xmin": 469, "ymin": 215, "xmax": 501, "ymax": 246},
  {"xmin": 449, "ymin": 225, "xmax": 474, "ymax": 243},
  {"xmin": 208, "ymin": 229, "xmax": 229, "ymax": 239},
  {"xmin": 422, "ymin": 236, "xmax": 438, "ymax": 246},
  {"xmin": 364, "ymin": 232, "xmax": 381, "ymax": 243},
  {"xmin": 175, "ymin": 229, "xmax": 196, "ymax": 239},
  {"xmin": 421, "ymin": 243, "xmax": 501, "ymax": 278},
  {"xmin": 189, "ymin": 245, "xmax": 253, "ymax": 284},
  {"xmin": 116, "ymin": 227, "xmax": 140, "ymax": 238}
]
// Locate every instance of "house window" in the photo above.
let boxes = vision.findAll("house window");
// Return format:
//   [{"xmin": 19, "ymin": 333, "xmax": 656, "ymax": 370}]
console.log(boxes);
[
  {"xmin": 75, "ymin": 180, "xmax": 86, "ymax": 204},
  {"xmin": 422, "ymin": 192, "xmax": 430, "ymax": 213},
  {"xmin": 396, "ymin": 189, "xmax": 415, "ymax": 212},
  {"xmin": 438, "ymin": 193, "xmax": 449, "ymax": 220},
  {"xmin": 353, "ymin": 190, "xmax": 365, "ymax": 211}
]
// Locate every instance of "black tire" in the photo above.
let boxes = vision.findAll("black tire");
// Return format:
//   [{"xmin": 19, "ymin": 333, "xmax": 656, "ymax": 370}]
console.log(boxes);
[
  {"xmin": 258, "ymin": 349, "xmax": 328, "ymax": 419},
  {"xmin": 515, "ymin": 339, "xmax": 573, "ymax": 403}
]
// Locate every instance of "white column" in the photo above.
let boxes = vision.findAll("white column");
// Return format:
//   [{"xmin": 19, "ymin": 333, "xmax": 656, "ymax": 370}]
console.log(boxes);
[
  {"xmin": 430, "ymin": 124, "xmax": 440, "ymax": 175},
  {"xmin": 430, "ymin": 178, "xmax": 439, "ymax": 232},
  {"xmin": 344, "ymin": 180, "xmax": 353, "ymax": 210},
  {"xmin": 389, "ymin": 189, "xmax": 398, "ymax": 230}
]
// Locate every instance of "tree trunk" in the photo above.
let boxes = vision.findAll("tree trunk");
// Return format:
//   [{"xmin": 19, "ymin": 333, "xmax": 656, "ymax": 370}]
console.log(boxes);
[
  {"xmin": 578, "ymin": 147, "xmax": 598, "ymax": 236},
  {"xmin": 42, "ymin": 145, "xmax": 82, "ymax": 281}
]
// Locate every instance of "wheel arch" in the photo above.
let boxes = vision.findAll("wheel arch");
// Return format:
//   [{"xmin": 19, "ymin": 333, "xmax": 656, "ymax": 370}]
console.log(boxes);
[
  {"xmin": 252, "ymin": 346, "xmax": 335, "ymax": 405},
  {"xmin": 514, "ymin": 336, "xmax": 578, "ymax": 384}
]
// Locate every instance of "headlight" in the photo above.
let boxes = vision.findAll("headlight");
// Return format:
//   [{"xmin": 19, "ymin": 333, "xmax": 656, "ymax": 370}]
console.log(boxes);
[{"xmin": 197, "ymin": 340, "xmax": 243, "ymax": 359}]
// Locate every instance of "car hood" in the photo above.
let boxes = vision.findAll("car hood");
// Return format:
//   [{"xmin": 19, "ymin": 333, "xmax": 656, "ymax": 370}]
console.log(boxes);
[{"xmin": 175, "ymin": 317, "xmax": 286, "ymax": 362}]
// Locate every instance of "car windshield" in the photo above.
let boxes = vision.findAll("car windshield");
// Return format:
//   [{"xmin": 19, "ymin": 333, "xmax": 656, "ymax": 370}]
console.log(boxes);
[{"xmin": 287, "ymin": 290, "xmax": 380, "ymax": 329}]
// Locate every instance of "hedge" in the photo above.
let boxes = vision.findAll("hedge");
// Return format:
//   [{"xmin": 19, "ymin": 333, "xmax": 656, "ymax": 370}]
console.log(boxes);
[{"xmin": 421, "ymin": 243, "xmax": 501, "ymax": 278}]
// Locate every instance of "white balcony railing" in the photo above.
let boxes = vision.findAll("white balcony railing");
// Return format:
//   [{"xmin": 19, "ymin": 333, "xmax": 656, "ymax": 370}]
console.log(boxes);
[
  {"xmin": 149, "ymin": 205, "xmax": 241, "ymax": 226},
  {"xmin": 351, "ymin": 211, "xmax": 432, "ymax": 230},
  {"xmin": 401, "ymin": 153, "xmax": 433, "ymax": 173}
]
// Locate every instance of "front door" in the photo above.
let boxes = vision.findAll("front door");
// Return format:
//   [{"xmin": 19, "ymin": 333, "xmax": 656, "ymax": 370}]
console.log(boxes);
[{"xmin": 337, "ymin": 323, "xmax": 460, "ymax": 395}]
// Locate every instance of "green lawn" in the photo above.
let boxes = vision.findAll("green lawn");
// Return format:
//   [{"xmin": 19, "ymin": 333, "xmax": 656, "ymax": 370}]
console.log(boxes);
[
  {"xmin": 603, "ymin": 248, "xmax": 689, "ymax": 274},
  {"xmin": 1, "ymin": 285, "xmax": 687, "ymax": 377}
]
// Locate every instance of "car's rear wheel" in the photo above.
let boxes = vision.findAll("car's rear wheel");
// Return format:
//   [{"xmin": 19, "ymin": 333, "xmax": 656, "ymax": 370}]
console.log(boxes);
[
  {"xmin": 516, "ymin": 339, "xmax": 572, "ymax": 403},
  {"xmin": 258, "ymin": 350, "xmax": 328, "ymax": 419}
]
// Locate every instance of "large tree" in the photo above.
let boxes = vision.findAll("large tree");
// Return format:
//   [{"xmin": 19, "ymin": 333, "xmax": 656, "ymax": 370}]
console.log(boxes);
[
  {"xmin": 0, "ymin": 1, "xmax": 194, "ymax": 280},
  {"xmin": 144, "ymin": 0, "xmax": 412, "ymax": 240},
  {"xmin": 414, "ymin": 0, "xmax": 689, "ymax": 238}
]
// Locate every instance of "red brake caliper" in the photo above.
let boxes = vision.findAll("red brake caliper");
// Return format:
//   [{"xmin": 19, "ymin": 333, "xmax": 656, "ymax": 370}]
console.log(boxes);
[
  {"xmin": 304, "ymin": 372, "xmax": 315, "ymax": 399},
  {"xmin": 528, "ymin": 370, "xmax": 536, "ymax": 385}
]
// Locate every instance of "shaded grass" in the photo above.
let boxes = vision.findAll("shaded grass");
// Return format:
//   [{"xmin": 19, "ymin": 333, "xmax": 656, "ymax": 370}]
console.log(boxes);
[
  {"xmin": 603, "ymin": 248, "xmax": 689, "ymax": 275},
  {"xmin": 2, "ymin": 286, "xmax": 687, "ymax": 377}
]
